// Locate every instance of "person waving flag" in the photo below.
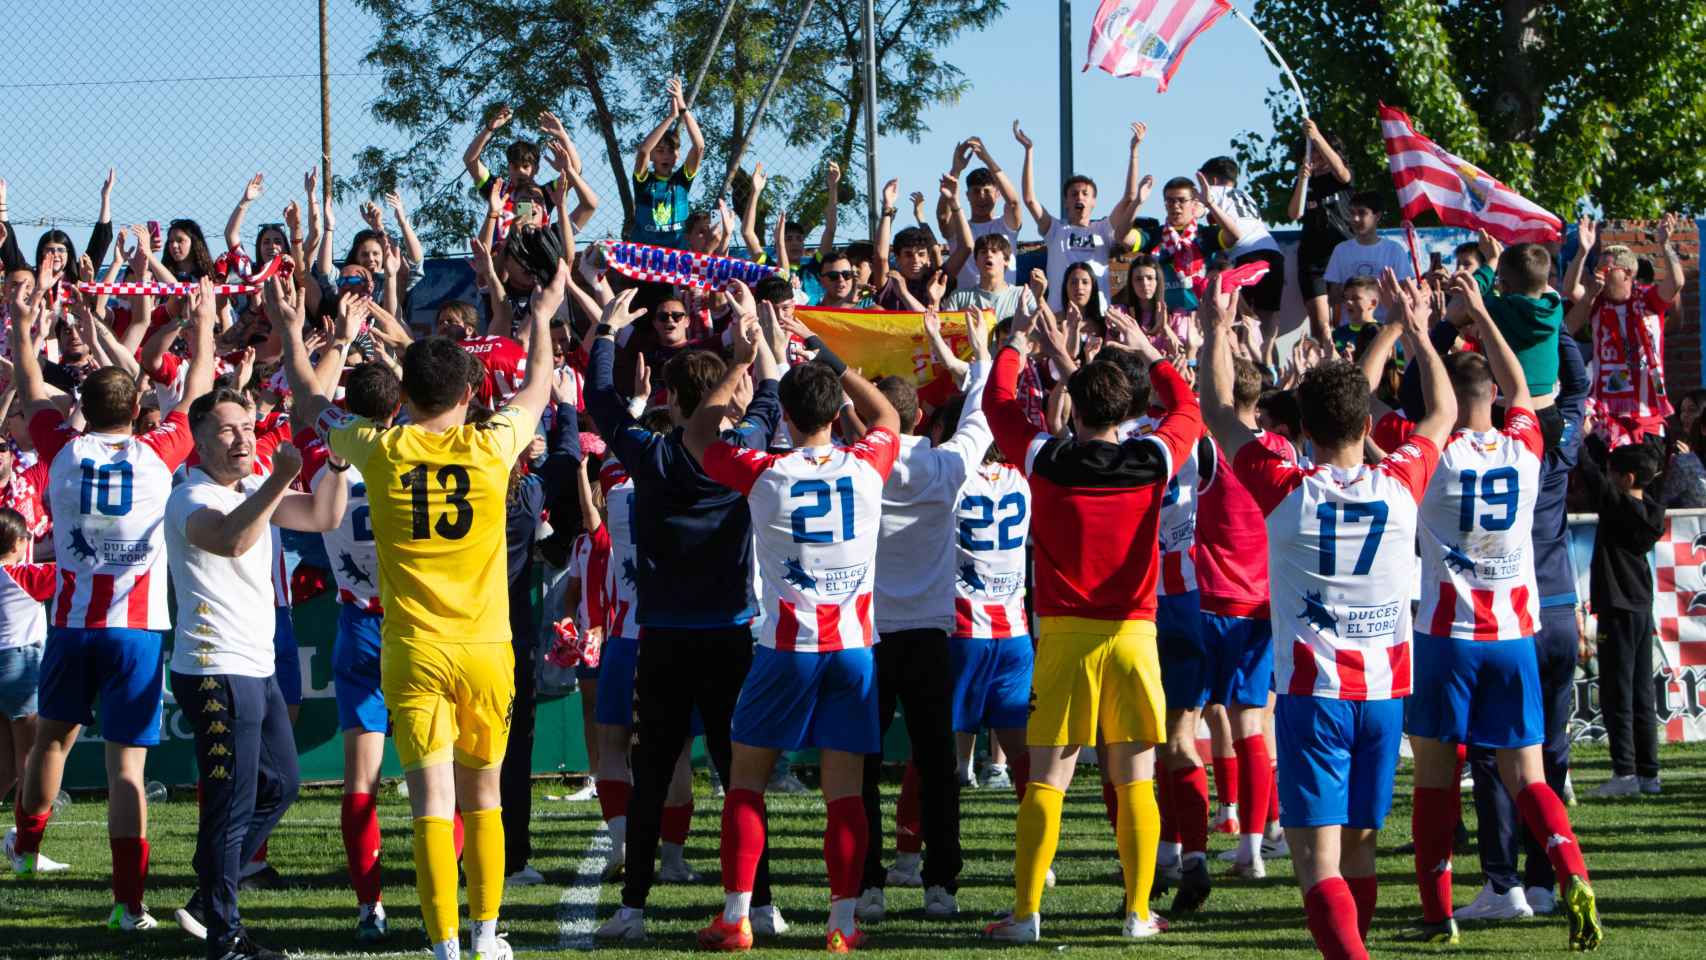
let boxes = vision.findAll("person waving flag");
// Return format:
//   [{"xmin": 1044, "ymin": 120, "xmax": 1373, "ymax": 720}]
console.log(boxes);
[{"xmin": 1084, "ymin": 0, "xmax": 1233, "ymax": 91}]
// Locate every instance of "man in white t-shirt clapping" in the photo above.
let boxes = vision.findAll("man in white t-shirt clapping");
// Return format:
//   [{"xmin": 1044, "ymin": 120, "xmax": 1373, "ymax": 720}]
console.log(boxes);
[
  {"xmin": 1015, "ymin": 119, "xmax": 1150, "ymax": 309},
  {"xmin": 166, "ymin": 387, "xmax": 346, "ymax": 960},
  {"xmin": 945, "ymin": 136, "xmax": 1024, "ymax": 290}
]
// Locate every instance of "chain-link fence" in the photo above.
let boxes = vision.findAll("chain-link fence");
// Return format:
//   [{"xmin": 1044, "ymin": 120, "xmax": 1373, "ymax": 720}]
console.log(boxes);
[{"xmin": 0, "ymin": 1, "xmax": 838, "ymax": 262}]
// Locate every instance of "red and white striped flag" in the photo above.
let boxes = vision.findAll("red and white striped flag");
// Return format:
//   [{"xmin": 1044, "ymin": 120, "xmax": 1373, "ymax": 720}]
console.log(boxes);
[
  {"xmin": 1380, "ymin": 104, "xmax": 1562, "ymax": 244},
  {"xmin": 1084, "ymin": 0, "xmax": 1232, "ymax": 92}
]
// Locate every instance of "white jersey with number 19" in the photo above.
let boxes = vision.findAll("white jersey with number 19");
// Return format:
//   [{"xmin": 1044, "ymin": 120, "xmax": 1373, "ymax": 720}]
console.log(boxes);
[{"xmin": 1234, "ymin": 436, "xmax": 1440, "ymax": 701}]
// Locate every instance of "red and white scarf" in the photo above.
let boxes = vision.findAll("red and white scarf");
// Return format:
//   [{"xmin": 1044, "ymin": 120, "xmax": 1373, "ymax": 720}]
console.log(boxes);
[{"xmin": 1159, "ymin": 222, "xmax": 1206, "ymax": 293}]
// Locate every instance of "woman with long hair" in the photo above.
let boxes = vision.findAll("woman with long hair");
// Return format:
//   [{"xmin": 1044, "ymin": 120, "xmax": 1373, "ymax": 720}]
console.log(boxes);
[{"xmin": 0, "ymin": 169, "xmax": 115, "ymax": 285}]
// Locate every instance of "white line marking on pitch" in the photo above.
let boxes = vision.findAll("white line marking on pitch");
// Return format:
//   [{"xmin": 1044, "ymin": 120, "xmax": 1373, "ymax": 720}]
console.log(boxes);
[{"xmin": 556, "ymin": 823, "xmax": 612, "ymax": 950}]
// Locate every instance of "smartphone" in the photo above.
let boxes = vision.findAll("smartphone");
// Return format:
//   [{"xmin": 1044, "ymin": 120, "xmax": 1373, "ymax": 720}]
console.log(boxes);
[
  {"xmin": 1430, "ymin": 251, "xmax": 1444, "ymax": 272},
  {"xmin": 513, "ymin": 201, "xmax": 536, "ymax": 225},
  {"xmin": 147, "ymin": 220, "xmax": 162, "ymax": 250}
]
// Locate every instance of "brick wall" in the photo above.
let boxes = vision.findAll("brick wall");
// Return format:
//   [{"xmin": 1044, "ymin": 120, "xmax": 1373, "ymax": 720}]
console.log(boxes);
[{"xmin": 1596, "ymin": 220, "xmax": 1701, "ymax": 390}]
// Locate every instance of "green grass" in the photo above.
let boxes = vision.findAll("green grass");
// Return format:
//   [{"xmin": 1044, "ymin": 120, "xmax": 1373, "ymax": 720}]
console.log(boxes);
[{"xmin": 2, "ymin": 743, "xmax": 1703, "ymax": 958}]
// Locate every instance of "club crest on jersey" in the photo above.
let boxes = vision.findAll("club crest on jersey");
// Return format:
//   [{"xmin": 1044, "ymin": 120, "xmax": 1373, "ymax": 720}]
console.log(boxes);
[
  {"xmin": 621, "ymin": 558, "xmax": 638, "ymax": 587},
  {"xmin": 1301, "ymin": 591, "xmax": 1337, "ymax": 635},
  {"xmin": 67, "ymin": 527, "xmax": 98, "ymax": 562},
  {"xmin": 958, "ymin": 563, "xmax": 987, "ymax": 593},
  {"xmin": 1444, "ymin": 544, "xmax": 1476, "ymax": 574},
  {"xmin": 339, "ymin": 552, "xmax": 374, "ymax": 587},
  {"xmin": 783, "ymin": 558, "xmax": 817, "ymax": 591}
]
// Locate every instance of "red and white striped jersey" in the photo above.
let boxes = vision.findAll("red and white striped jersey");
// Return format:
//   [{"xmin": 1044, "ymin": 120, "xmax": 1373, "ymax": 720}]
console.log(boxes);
[
  {"xmin": 600, "ymin": 461, "xmax": 638, "ymax": 640},
  {"xmin": 952, "ymin": 461, "xmax": 1030, "ymax": 639},
  {"xmin": 300, "ymin": 432, "xmax": 382, "ymax": 613},
  {"xmin": 0, "ymin": 562, "xmax": 55, "ymax": 650},
  {"xmin": 1417, "ymin": 409, "xmax": 1543, "ymax": 640},
  {"xmin": 570, "ymin": 525, "xmax": 610, "ymax": 636},
  {"xmin": 702, "ymin": 428, "xmax": 899, "ymax": 653},
  {"xmin": 1121, "ymin": 416, "xmax": 1212, "ymax": 595},
  {"xmin": 1235, "ymin": 435, "xmax": 1439, "ymax": 701},
  {"xmin": 30, "ymin": 409, "xmax": 193, "ymax": 630},
  {"xmin": 459, "ymin": 335, "xmax": 528, "ymax": 409},
  {"xmin": 1, "ymin": 459, "xmax": 52, "ymax": 548}
]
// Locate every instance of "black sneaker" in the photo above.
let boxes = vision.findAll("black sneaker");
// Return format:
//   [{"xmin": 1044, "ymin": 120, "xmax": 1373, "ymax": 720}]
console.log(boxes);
[
  {"xmin": 1170, "ymin": 857, "xmax": 1212, "ymax": 913},
  {"xmin": 238, "ymin": 864, "xmax": 288, "ymax": 891},
  {"xmin": 1395, "ymin": 917, "xmax": 1460, "ymax": 944},
  {"xmin": 212, "ymin": 932, "xmax": 287, "ymax": 960}
]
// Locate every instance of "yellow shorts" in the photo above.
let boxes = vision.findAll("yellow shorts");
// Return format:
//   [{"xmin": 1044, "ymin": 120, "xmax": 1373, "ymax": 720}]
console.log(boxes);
[
  {"xmin": 381, "ymin": 635, "xmax": 515, "ymax": 771},
  {"xmin": 1027, "ymin": 616, "xmax": 1164, "ymax": 748}
]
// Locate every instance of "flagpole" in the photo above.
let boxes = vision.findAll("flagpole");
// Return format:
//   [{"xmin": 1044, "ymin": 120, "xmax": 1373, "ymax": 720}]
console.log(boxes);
[{"xmin": 1227, "ymin": 5, "xmax": 1312, "ymax": 205}]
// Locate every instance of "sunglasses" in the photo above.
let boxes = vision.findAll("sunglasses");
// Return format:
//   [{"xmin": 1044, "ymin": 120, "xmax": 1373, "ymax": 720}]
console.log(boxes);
[
  {"xmin": 822, "ymin": 270, "xmax": 857, "ymax": 281},
  {"xmin": 656, "ymin": 310, "xmax": 689, "ymax": 322}
]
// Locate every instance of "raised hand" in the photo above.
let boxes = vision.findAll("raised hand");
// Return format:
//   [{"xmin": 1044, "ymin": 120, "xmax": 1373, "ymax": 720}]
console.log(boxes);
[
  {"xmin": 724, "ymin": 277, "xmax": 758, "ymax": 324},
  {"xmin": 939, "ymin": 173, "xmax": 959, "ymax": 204},
  {"xmin": 965, "ymin": 304, "xmax": 991, "ymax": 363},
  {"xmin": 271, "ymin": 439, "xmax": 303, "ymax": 480},
  {"xmin": 1576, "ymin": 215, "xmax": 1597, "ymax": 253},
  {"xmin": 1012, "ymin": 120, "xmax": 1033, "ymax": 150},
  {"xmin": 488, "ymin": 104, "xmax": 514, "ymax": 131},
  {"xmin": 927, "ymin": 268, "xmax": 949, "ymax": 306},
  {"xmin": 825, "ymin": 160, "xmax": 842, "ymax": 192},
  {"xmin": 1129, "ymin": 121, "xmax": 1147, "ymax": 148},
  {"xmin": 1658, "ymin": 211, "xmax": 1682, "ymax": 246},
  {"xmin": 282, "ymin": 200, "xmax": 302, "ymax": 237},
  {"xmin": 242, "ymin": 173, "xmax": 265, "ymax": 204},
  {"xmin": 188, "ymin": 278, "xmax": 220, "ymax": 330},
  {"xmin": 469, "ymin": 236, "xmax": 494, "ymax": 277},
  {"xmin": 732, "ymin": 313, "xmax": 760, "ymax": 365},
  {"xmin": 882, "ymin": 178, "xmax": 899, "ymax": 209},
  {"xmin": 750, "ymin": 162, "xmax": 767, "ymax": 196},
  {"xmin": 551, "ymin": 366, "xmax": 578, "ymax": 405},
  {"xmin": 951, "ymin": 140, "xmax": 976, "ymax": 174},
  {"xmin": 304, "ymin": 167, "xmax": 317, "ymax": 199},
  {"xmin": 910, "ymin": 191, "xmax": 927, "ymax": 221},
  {"xmin": 101, "ymin": 168, "xmax": 116, "ymax": 205},
  {"xmin": 262, "ymin": 275, "xmax": 305, "ymax": 329},
  {"xmin": 631, "ymin": 352, "xmax": 651, "ymax": 400},
  {"xmin": 1027, "ymin": 267, "xmax": 1048, "ymax": 299},
  {"xmin": 600, "ymin": 287, "xmax": 647, "ymax": 333},
  {"xmin": 1380, "ymin": 268, "xmax": 1430, "ymax": 337},
  {"xmin": 360, "ymin": 201, "xmax": 385, "ymax": 233},
  {"xmin": 667, "ymin": 76, "xmax": 686, "ymax": 114}
]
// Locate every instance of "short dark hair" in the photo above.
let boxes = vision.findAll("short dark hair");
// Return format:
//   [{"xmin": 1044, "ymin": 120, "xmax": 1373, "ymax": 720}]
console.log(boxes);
[
  {"xmin": 684, "ymin": 210, "xmax": 713, "ymax": 235},
  {"xmin": 402, "ymin": 337, "xmax": 478, "ymax": 416},
  {"xmin": 1610, "ymin": 442, "xmax": 1662, "ymax": 487},
  {"xmin": 1198, "ymin": 156, "xmax": 1240, "ymax": 184},
  {"xmin": 1499, "ymin": 242, "xmax": 1553, "ymax": 295},
  {"xmin": 1232, "ymin": 358, "xmax": 1264, "ymax": 409},
  {"xmin": 1446, "ymin": 350, "xmax": 1495, "ymax": 402},
  {"xmin": 778, "ymin": 362, "xmax": 844, "ymax": 434},
  {"xmin": 0, "ymin": 507, "xmax": 30, "ymax": 556},
  {"xmin": 845, "ymin": 241, "xmax": 875, "ymax": 264},
  {"xmin": 893, "ymin": 226, "xmax": 934, "ymax": 252},
  {"xmin": 1342, "ymin": 275, "xmax": 1381, "ymax": 299},
  {"xmin": 1297, "ymin": 360, "xmax": 1370, "ymax": 449},
  {"xmin": 1062, "ymin": 174, "xmax": 1098, "ymax": 195},
  {"xmin": 664, "ymin": 349, "xmax": 725, "ymax": 418},
  {"xmin": 188, "ymin": 387, "xmax": 251, "ymax": 433},
  {"xmin": 966, "ymin": 168, "xmax": 996, "ymax": 190},
  {"xmin": 345, "ymin": 363, "xmax": 402, "ymax": 421},
  {"xmin": 1349, "ymin": 190, "xmax": 1386, "ymax": 215},
  {"xmin": 656, "ymin": 129, "xmax": 680, "ymax": 152},
  {"xmin": 506, "ymin": 140, "xmax": 540, "ymax": 169},
  {"xmin": 755, "ymin": 275, "xmax": 794, "ymax": 306},
  {"xmin": 973, "ymin": 232, "xmax": 1013, "ymax": 258},
  {"xmin": 81, "ymin": 367, "xmax": 142, "ymax": 432},
  {"xmin": 1067, "ymin": 360, "xmax": 1132, "ymax": 430},
  {"xmin": 1163, "ymin": 177, "xmax": 1198, "ymax": 198},
  {"xmin": 1453, "ymin": 242, "xmax": 1484, "ymax": 267},
  {"xmin": 875, "ymin": 377, "xmax": 920, "ymax": 434},
  {"xmin": 638, "ymin": 407, "xmax": 675, "ymax": 434},
  {"xmin": 1257, "ymin": 388, "xmax": 1302, "ymax": 437},
  {"xmin": 1100, "ymin": 347, "xmax": 1153, "ymax": 418}
]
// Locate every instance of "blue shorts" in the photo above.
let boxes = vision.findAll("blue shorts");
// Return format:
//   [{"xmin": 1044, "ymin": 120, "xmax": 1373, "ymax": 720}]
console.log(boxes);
[
  {"xmin": 1204, "ymin": 613, "xmax": 1275, "ymax": 708},
  {"xmin": 948, "ymin": 634, "xmax": 1033, "ymax": 732},
  {"xmin": 333, "ymin": 604, "xmax": 387, "ymax": 734},
  {"xmin": 595, "ymin": 636, "xmax": 702, "ymax": 734},
  {"xmin": 38, "ymin": 627, "xmax": 164, "ymax": 746},
  {"xmin": 1156, "ymin": 592, "xmax": 1209, "ymax": 712},
  {"xmin": 1275, "ymin": 694, "xmax": 1403, "ymax": 829},
  {"xmin": 1406, "ymin": 633, "xmax": 1543, "ymax": 749},
  {"xmin": 732, "ymin": 645, "xmax": 878, "ymax": 754},
  {"xmin": 0, "ymin": 644, "xmax": 42, "ymax": 719},
  {"xmin": 274, "ymin": 606, "xmax": 301, "ymax": 706}
]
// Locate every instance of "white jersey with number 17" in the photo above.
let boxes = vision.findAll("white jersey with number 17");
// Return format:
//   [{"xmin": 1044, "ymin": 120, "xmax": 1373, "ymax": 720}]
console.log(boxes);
[{"xmin": 1235, "ymin": 436, "xmax": 1440, "ymax": 701}]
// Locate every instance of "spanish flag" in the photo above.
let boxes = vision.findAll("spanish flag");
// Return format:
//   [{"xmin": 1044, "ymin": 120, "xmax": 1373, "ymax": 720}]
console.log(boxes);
[{"xmin": 796, "ymin": 306, "xmax": 982, "ymax": 407}]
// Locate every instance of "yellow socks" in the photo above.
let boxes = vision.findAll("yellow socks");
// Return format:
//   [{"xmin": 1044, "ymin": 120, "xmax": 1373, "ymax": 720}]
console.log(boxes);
[
  {"xmin": 1014, "ymin": 781, "xmax": 1065, "ymax": 917},
  {"xmin": 464, "ymin": 807, "xmax": 505, "ymax": 923},
  {"xmin": 412, "ymin": 816, "xmax": 458, "ymax": 944},
  {"xmin": 1115, "ymin": 780, "xmax": 1159, "ymax": 918}
]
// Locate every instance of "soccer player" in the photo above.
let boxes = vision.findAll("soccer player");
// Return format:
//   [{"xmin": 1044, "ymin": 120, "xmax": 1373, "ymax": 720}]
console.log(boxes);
[
  {"xmin": 274, "ymin": 253, "xmax": 564, "ymax": 960},
  {"xmin": 165, "ymin": 387, "xmax": 345, "ymax": 960},
  {"xmin": 1202, "ymin": 270, "xmax": 1457, "ymax": 960},
  {"xmin": 1402, "ymin": 276, "xmax": 1600, "ymax": 950},
  {"xmin": 982, "ymin": 303, "xmax": 1200, "ymax": 942},
  {"xmin": 9, "ymin": 280, "xmax": 217, "ymax": 931},
  {"xmin": 685, "ymin": 314, "xmax": 901, "ymax": 953}
]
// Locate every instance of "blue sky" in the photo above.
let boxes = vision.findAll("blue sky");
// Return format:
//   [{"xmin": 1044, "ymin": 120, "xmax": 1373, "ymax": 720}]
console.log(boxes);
[{"xmin": 0, "ymin": 0, "xmax": 1292, "ymax": 247}]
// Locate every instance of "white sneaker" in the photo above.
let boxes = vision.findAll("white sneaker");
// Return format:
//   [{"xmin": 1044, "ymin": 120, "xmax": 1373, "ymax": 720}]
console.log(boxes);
[
  {"xmin": 1639, "ymin": 775, "xmax": 1662, "ymax": 795},
  {"xmin": 855, "ymin": 887, "xmax": 886, "ymax": 923},
  {"xmin": 1525, "ymin": 885, "xmax": 1558, "ymax": 915},
  {"xmin": 1262, "ymin": 833, "xmax": 1290, "ymax": 858},
  {"xmin": 174, "ymin": 901, "xmax": 207, "ymax": 940},
  {"xmin": 751, "ymin": 903, "xmax": 789, "ymax": 936},
  {"xmin": 1562, "ymin": 772, "xmax": 1577, "ymax": 806},
  {"xmin": 957, "ymin": 766, "xmax": 978, "ymax": 789},
  {"xmin": 107, "ymin": 904, "xmax": 158, "ymax": 931},
  {"xmin": 505, "ymin": 865, "xmax": 545, "ymax": 887},
  {"xmin": 1228, "ymin": 854, "xmax": 1266, "ymax": 880},
  {"xmin": 657, "ymin": 845, "xmax": 702, "ymax": 883},
  {"xmin": 980, "ymin": 764, "xmax": 1012, "ymax": 790},
  {"xmin": 1455, "ymin": 881, "xmax": 1534, "ymax": 921},
  {"xmin": 983, "ymin": 912, "xmax": 1040, "ymax": 942},
  {"xmin": 923, "ymin": 886, "xmax": 959, "ymax": 917},
  {"xmin": 1122, "ymin": 911, "xmax": 1169, "ymax": 938},
  {"xmin": 1592, "ymin": 774, "xmax": 1640, "ymax": 798},
  {"xmin": 595, "ymin": 906, "xmax": 646, "ymax": 941},
  {"xmin": 885, "ymin": 853, "xmax": 923, "ymax": 887},
  {"xmin": 470, "ymin": 936, "xmax": 511, "ymax": 960},
  {"xmin": 1212, "ymin": 803, "xmax": 1240, "ymax": 835},
  {"xmin": 5, "ymin": 828, "xmax": 69, "ymax": 874},
  {"xmin": 1044, "ymin": 867, "xmax": 1056, "ymax": 888}
]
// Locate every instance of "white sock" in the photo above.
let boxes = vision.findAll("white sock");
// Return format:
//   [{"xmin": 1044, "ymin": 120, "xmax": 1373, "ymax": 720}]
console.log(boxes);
[
  {"xmin": 1158, "ymin": 841, "xmax": 1182, "ymax": 865},
  {"xmin": 360, "ymin": 901, "xmax": 386, "ymax": 921},
  {"xmin": 828, "ymin": 897, "xmax": 857, "ymax": 935},
  {"xmin": 1182, "ymin": 850, "xmax": 1207, "ymax": 867},
  {"xmin": 723, "ymin": 891, "xmax": 752, "ymax": 924},
  {"xmin": 661, "ymin": 841, "xmax": 684, "ymax": 863},
  {"xmin": 893, "ymin": 851, "xmax": 921, "ymax": 872},
  {"xmin": 607, "ymin": 815, "xmax": 627, "ymax": 847},
  {"xmin": 1238, "ymin": 833, "xmax": 1263, "ymax": 861},
  {"xmin": 432, "ymin": 939, "xmax": 460, "ymax": 960},
  {"xmin": 471, "ymin": 918, "xmax": 498, "ymax": 954}
]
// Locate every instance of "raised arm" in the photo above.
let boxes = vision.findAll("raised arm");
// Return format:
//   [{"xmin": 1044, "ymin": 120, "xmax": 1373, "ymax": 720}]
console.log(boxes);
[
  {"xmin": 270, "ymin": 443, "xmax": 349, "ymax": 533},
  {"xmin": 1195, "ymin": 170, "xmax": 1243, "ymax": 246},
  {"xmin": 224, "ymin": 173, "xmax": 264, "ymax": 253},
  {"xmin": 268, "ymin": 275, "xmax": 335, "ymax": 428},
  {"xmin": 741, "ymin": 163, "xmax": 767, "ymax": 257},
  {"xmin": 1564, "ymin": 259, "xmax": 1602, "ymax": 337},
  {"xmin": 508, "ymin": 262, "xmax": 568, "ymax": 421},
  {"xmin": 185, "ymin": 445, "xmax": 309, "ymax": 556},
  {"xmin": 633, "ymin": 88, "xmax": 681, "ymax": 179},
  {"xmin": 1452, "ymin": 272, "xmax": 1530, "ymax": 411},
  {"xmin": 674, "ymin": 78, "xmax": 705, "ymax": 175},
  {"xmin": 684, "ymin": 315, "xmax": 761, "ymax": 463},
  {"xmin": 1199, "ymin": 274, "xmax": 1258, "ymax": 460},
  {"xmin": 1356, "ymin": 321, "xmax": 1403, "ymax": 405},
  {"xmin": 465, "ymin": 105, "xmax": 512, "ymax": 184},
  {"xmin": 941, "ymin": 175, "xmax": 975, "ymax": 281},
  {"xmin": 841, "ymin": 360, "xmax": 901, "ymax": 438},
  {"xmin": 385, "ymin": 191, "xmax": 425, "ymax": 267},
  {"xmin": 176, "ymin": 279, "xmax": 221, "ymax": 416},
  {"xmin": 1109, "ymin": 123, "xmax": 1148, "ymax": 238},
  {"xmin": 871, "ymin": 179, "xmax": 899, "ymax": 290},
  {"xmin": 5, "ymin": 294, "xmax": 49, "ymax": 415},
  {"xmin": 817, "ymin": 161, "xmax": 841, "ymax": 258},
  {"xmin": 1656, "ymin": 212, "xmax": 1687, "ymax": 304},
  {"xmin": 1383, "ymin": 269, "xmax": 1456, "ymax": 448},
  {"xmin": 1013, "ymin": 121, "xmax": 1051, "ymax": 232}
]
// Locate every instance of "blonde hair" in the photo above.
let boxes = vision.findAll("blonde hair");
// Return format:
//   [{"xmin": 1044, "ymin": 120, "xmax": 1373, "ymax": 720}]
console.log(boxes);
[{"xmin": 1602, "ymin": 244, "xmax": 1639, "ymax": 274}]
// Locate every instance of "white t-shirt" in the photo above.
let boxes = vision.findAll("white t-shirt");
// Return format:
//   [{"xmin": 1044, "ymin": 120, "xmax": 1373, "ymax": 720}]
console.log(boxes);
[
  {"xmin": 1206, "ymin": 185, "xmax": 1280, "ymax": 259},
  {"xmin": 956, "ymin": 218, "xmax": 1020, "ymax": 290},
  {"xmin": 1325, "ymin": 237, "xmax": 1415, "ymax": 319},
  {"xmin": 1043, "ymin": 219, "xmax": 1116, "ymax": 310},
  {"xmin": 166, "ymin": 469, "xmax": 278, "ymax": 678}
]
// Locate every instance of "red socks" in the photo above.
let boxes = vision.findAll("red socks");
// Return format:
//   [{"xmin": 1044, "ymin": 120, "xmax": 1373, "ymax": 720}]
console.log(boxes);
[
  {"xmin": 1346, "ymin": 874, "xmax": 1378, "ymax": 941},
  {"xmin": 12, "ymin": 809, "xmax": 48, "ymax": 856},
  {"xmin": 824, "ymin": 796, "xmax": 868, "ymax": 900},
  {"xmin": 895, "ymin": 762, "xmax": 923, "ymax": 854},
  {"xmin": 1304, "ymin": 877, "xmax": 1369, "ymax": 960},
  {"xmin": 1235, "ymin": 735, "xmax": 1272, "ymax": 837},
  {"xmin": 1008, "ymin": 751, "xmax": 1031, "ymax": 802},
  {"xmin": 1212, "ymin": 754, "xmax": 1239, "ymax": 808},
  {"xmin": 1100, "ymin": 781, "xmax": 1119, "ymax": 830},
  {"xmin": 110, "ymin": 837, "xmax": 150, "ymax": 913},
  {"xmin": 452, "ymin": 807, "xmax": 465, "ymax": 861},
  {"xmin": 341, "ymin": 792, "xmax": 383, "ymax": 904},
  {"xmin": 1173, "ymin": 764, "xmax": 1210, "ymax": 856},
  {"xmin": 596, "ymin": 779, "xmax": 631, "ymax": 824},
  {"xmin": 720, "ymin": 789, "xmax": 766, "ymax": 894},
  {"xmin": 1516, "ymin": 783, "xmax": 1588, "ymax": 883},
  {"xmin": 252, "ymin": 839, "xmax": 269, "ymax": 863},
  {"xmin": 661, "ymin": 803, "xmax": 694, "ymax": 845},
  {"xmin": 1411, "ymin": 786, "xmax": 1457, "ymax": 922}
]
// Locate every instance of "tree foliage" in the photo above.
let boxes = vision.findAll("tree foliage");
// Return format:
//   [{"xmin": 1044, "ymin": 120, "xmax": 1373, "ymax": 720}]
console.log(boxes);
[
  {"xmin": 348, "ymin": 0, "xmax": 1004, "ymax": 252},
  {"xmin": 1233, "ymin": 0, "xmax": 1706, "ymax": 224}
]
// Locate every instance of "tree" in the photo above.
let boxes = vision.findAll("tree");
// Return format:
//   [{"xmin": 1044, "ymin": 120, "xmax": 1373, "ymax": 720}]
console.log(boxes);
[
  {"xmin": 347, "ymin": 0, "xmax": 1005, "ymax": 252},
  {"xmin": 1232, "ymin": 0, "xmax": 1706, "ymax": 224}
]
